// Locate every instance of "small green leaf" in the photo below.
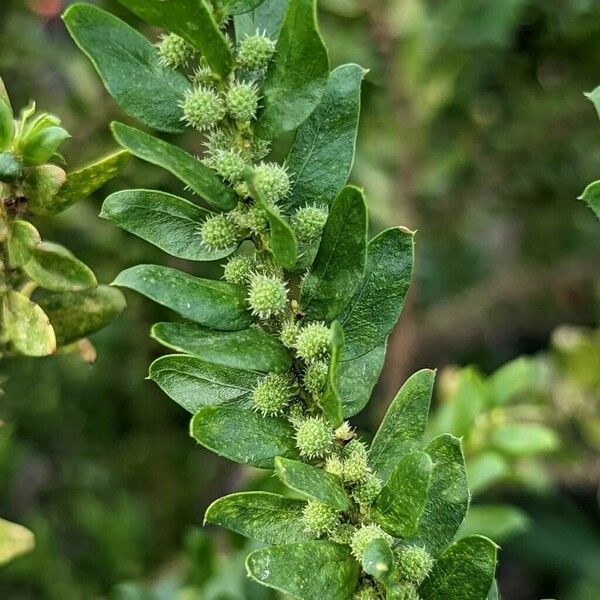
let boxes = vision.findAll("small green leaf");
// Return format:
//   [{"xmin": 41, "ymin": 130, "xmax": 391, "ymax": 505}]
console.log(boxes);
[
  {"xmin": 372, "ymin": 451, "xmax": 433, "ymax": 538},
  {"xmin": 246, "ymin": 541, "xmax": 359, "ymax": 600},
  {"xmin": 234, "ymin": 0, "xmax": 288, "ymax": 40},
  {"xmin": 0, "ymin": 76, "xmax": 11, "ymax": 108},
  {"xmin": 321, "ymin": 320, "xmax": 344, "ymax": 427},
  {"xmin": 149, "ymin": 354, "xmax": 261, "ymax": 413},
  {"xmin": 151, "ymin": 322, "xmax": 292, "ymax": 373},
  {"xmin": 191, "ymin": 406, "xmax": 299, "ymax": 468},
  {"xmin": 362, "ymin": 538, "xmax": 395, "ymax": 583},
  {"xmin": 286, "ymin": 64, "xmax": 364, "ymax": 210},
  {"xmin": 370, "ymin": 369, "xmax": 435, "ymax": 484},
  {"xmin": 7, "ymin": 220, "xmax": 40, "ymax": 267},
  {"xmin": 585, "ymin": 85, "xmax": 600, "ymax": 120},
  {"xmin": 300, "ymin": 186, "xmax": 367, "ymax": 321},
  {"xmin": 458, "ymin": 504, "xmax": 529, "ymax": 542},
  {"xmin": 37, "ymin": 150, "xmax": 130, "ymax": 216},
  {"xmin": 579, "ymin": 180, "xmax": 600, "ymax": 220},
  {"xmin": 205, "ymin": 491, "xmax": 311, "ymax": 545},
  {"xmin": 491, "ymin": 423, "xmax": 559, "ymax": 457},
  {"xmin": 22, "ymin": 165, "xmax": 67, "ymax": 217},
  {"xmin": 274, "ymin": 457, "xmax": 351, "ymax": 510},
  {"xmin": 417, "ymin": 434, "xmax": 470, "ymax": 556},
  {"xmin": 3, "ymin": 290, "xmax": 56, "ymax": 356},
  {"xmin": 0, "ymin": 518, "xmax": 35, "ymax": 566},
  {"xmin": 101, "ymin": 189, "xmax": 235, "ymax": 261},
  {"xmin": 113, "ymin": 264, "xmax": 251, "ymax": 330},
  {"xmin": 246, "ymin": 170, "xmax": 297, "ymax": 268},
  {"xmin": 219, "ymin": 0, "xmax": 268, "ymax": 16},
  {"xmin": 35, "ymin": 286, "xmax": 125, "ymax": 346},
  {"xmin": 0, "ymin": 98, "xmax": 14, "ymax": 151},
  {"xmin": 255, "ymin": 0, "xmax": 329, "ymax": 139},
  {"xmin": 21, "ymin": 126, "xmax": 70, "ymax": 165},
  {"xmin": 341, "ymin": 227, "xmax": 414, "ymax": 360},
  {"xmin": 117, "ymin": 0, "xmax": 233, "ymax": 78},
  {"xmin": 63, "ymin": 5, "xmax": 191, "ymax": 133},
  {"xmin": 419, "ymin": 536, "xmax": 498, "ymax": 600},
  {"xmin": 112, "ymin": 122, "xmax": 237, "ymax": 211},
  {"xmin": 338, "ymin": 343, "xmax": 386, "ymax": 418}
]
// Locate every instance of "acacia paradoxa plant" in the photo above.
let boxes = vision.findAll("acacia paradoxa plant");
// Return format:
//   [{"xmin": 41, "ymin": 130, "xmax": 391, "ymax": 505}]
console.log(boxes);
[
  {"xmin": 0, "ymin": 76, "xmax": 126, "ymax": 359},
  {"xmin": 64, "ymin": 1, "xmax": 498, "ymax": 598}
]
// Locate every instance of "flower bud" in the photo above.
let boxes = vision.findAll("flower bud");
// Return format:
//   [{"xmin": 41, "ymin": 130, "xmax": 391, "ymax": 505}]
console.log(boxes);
[
  {"xmin": 396, "ymin": 545, "xmax": 434, "ymax": 585},
  {"xmin": 181, "ymin": 86, "xmax": 224, "ymax": 131},
  {"xmin": 292, "ymin": 205, "xmax": 328, "ymax": 243},
  {"xmin": 302, "ymin": 500, "xmax": 339, "ymax": 536},
  {"xmin": 295, "ymin": 322, "xmax": 331, "ymax": 362},
  {"xmin": 225, "ymin": 82, "xmax": 259, "ymax": 122},
  {"xmin": 350, "ymin": 524, "xmax": 392, "ymax": 561},
  {"xmin": 157, "ymin": 34, "xmax": 197, "ymax": 69},
  {"xmin": 237, "ymin": 33, "xmax": 276, "ymax": 71},
  {"xmin": 21, "ymin": 125, "xmax": 70, "ymax": 166},
  {"xmin": 223, "ymin": 255, "xmax": 254, "ymax": 285},
  {"xmin": 303, "ymin": 360, "xmax": 328, "ymax": 397},
  {"xmin": 247, "ymin": 273, "xmax": 288, "ymax": 319},
  {"xmin": 200, "ymin": 214, "xmax": 239, "ymax": 250},
  {"xmin": 295, "ymin": 416, "xmax": 333, "ymax": 458},
  {"xmin": 252, "ymin": 373, "xmax": 294, "ymax": 416},
  {"xmin": 253, "ymin": 162, "xmax": 290, "ymax": 204}
]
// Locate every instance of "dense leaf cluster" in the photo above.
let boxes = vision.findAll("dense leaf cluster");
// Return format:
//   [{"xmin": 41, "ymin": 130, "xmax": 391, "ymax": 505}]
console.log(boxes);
[{"xmin": 65, "ymin": 0, "xmax": 499, "ymax": 597}]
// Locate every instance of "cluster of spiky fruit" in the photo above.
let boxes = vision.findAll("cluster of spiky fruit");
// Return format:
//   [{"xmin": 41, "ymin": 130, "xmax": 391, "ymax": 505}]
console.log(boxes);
[{"xmin": 158, "ymin": 28, "xmax": 433, "ymax": 600}]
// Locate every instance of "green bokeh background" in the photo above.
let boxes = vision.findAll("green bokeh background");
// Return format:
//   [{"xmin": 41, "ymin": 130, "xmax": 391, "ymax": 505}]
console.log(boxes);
[{"xmin": 0, "ymin": 0, "xmax": 599, "ymax": 598}]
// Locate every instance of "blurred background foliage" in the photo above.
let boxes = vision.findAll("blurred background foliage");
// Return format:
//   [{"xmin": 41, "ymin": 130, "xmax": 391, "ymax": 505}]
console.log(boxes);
[{"xmin": 0, "ymin": 0, "xmax": 599, "ymax": 598}]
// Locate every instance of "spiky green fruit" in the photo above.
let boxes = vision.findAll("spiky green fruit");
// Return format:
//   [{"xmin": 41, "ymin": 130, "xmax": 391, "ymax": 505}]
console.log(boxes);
[
  {"xmin": 292, "ymin": 205, "xmax": 328, "ymax": 243},
  {"xmin": 330, "ymin": 523, "xmax": 356, "ymax": 545},
  {"xmin": 324, "ymin": 455, "xmax": 345, "ymax": 479},
  {"xmin": 181, "ymin": 86, "xmax": 224, "ymax": 131},
  {"xmin": 252, "ymin": 373, "xmax": 294, "ymax": 416},
  {"xmin": 350, "ymin": 524, "xmax": 392, "ymax": 561},
  {"xmin": 343, "ymin": 440, "xmax": 370, "ymax": 483},
  {"xmin": 280, "ymin": 319, "xmax": 300, "ymax": 348},
  {"xmin": 212, "ymin": 149, "xmax": 247, "ymax": 184},
  {"xmin": 247, "ymin": 273, "xmax": 287, "ymax": 319},
  {"xmin": 157, "ymin": 34, "xmax": 197, "ymax": 68},
  {"xmin": 253, "ymin": 162, "xmax": 290, "ymax": 204},
  {"xmin": 353, "ymin": 582, "xmax": 380, "ymax": 600},
  {"xmin": 396, "ymin": 546, "xmax": 434, "ymax": 585},
  {"xmin": 388, "ymin": 585, "xmax": 420, "ymax": 600},
  {"xmin": 237, "ymin": 33, "xmax": 276, "ymax": 70},
  {"xmin": 302, "ymin": 500, "xmax": 339, "ymax": 537},
  {"xmin": 226, "ymin": 82, "xmax": 259, "ymax": 122},
  {"xmin": 303, "ymin": 360, "xmax": 328, "ymax": 397},
  {"xmin": 295, "ymin": 416, "xmax": 333, "ymax": 458},
  {"xmin": 232, "ymin": 203, "xmax": 269, "ymax": 235},
  {"xmin": 223, "ymin": 255, "xmax": 254, "ymax": 285},
  {"xmin": 295, "ymin": 322, "xmax": 331, "ymax": 363},
  {"xmin": 352, "ymin": 472, "xmax": 382, "ymax": 507},
  {"xmin": 200, "ymin": 214, "xmax": 238, "ymax": 250}
]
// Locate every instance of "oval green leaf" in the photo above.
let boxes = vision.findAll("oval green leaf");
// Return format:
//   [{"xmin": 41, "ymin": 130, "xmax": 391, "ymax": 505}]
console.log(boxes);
[
  {"xmin": 151, "ymin": 322, "xmax": 292, "ymax": 373},
  {"xmin": 362, "ymin": 538, "xmax": 395, "ymax": 583},
  {"xmin": 111, "ymin": 122, "xmax": 237, "ymax": 211},
  {"xmin": 149, "ymin": 354, "xmax": 261, "ymax": 413},
  {"xmin": 205, "ymin": 491, "xmax": 311, "ymax": 545},
  {"xmin": 113, "ymin": 264, "xmax": 251, "ymax": 331},
  {"xmin": 191, "ymin": 406, "xmax": 299, "ymax": 468},
  {"xmin": 63, "ymin": 5, "xmax": 191, "ymax": 133}
]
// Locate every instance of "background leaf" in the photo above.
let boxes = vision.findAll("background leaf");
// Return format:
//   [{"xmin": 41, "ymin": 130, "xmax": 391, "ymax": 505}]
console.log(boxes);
[
  {"xmin": 101, "ymin": 189, "xmax": 235, "ymax": 261},
  {"xmin": 286, "ymin": 64, "xmax": 364, "ymax": 210},
  {"xmin": 370, "ymin": 369, "xmax": 435, "ymax": 483},
  {"xmin": 255, "ymin": 0, "xmax": 329, "ymax": 139},
  {"xmin": 246, "ymin": 541, "xmax": 359, "ymax": 600},
  {"xmin": 0, "ymin": 518, "xmax": 35, "ymax": 566},
  {"xmin": 274, "ymin": 457, "xmax": 350, "ymax": 510},
  {"xmin": 117, "ymin": 0, "xmax": 232, "ymax": 78},
  {"xmin": 63, "ymin": 5, "xmax": 191, "ymax": 132},
  {"xmin": 36, "ymin": 286, "xmax": 126, "ymax": 347},
  {"xmin": 419, "ymin": 536, "xmax": 498, "ymax": 600},
  {"xmin": 149, "ymin": 355, "xmax": 261, "ymax": 413},
  {"xmin": 579, "ymin": 180, "xmax": 600, "ymax": 220},
  {"xmin": 234, "ymin": 0, "xmax": 288, "ymax": 40},
  {"xmin": 191, "ymin": 406, "xmax": 299, "ymax": 468},
  {"xmin": 112, "ymin": 122, "xmax": 237, "ymax": 211},
  {"xmin": 113, "ymin": 265, "xmax": 251, "ymax": 330},
  {"xmin": 300, "ymin": 186, "xmax": 367, "ymax": 321},
  {"xmin": 205, "ymin": 492, "xmax": 311, "ymax": 545},
  {"xmin": 152, "ymin": 322, "xmax": 291, "ymax": 373}
]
